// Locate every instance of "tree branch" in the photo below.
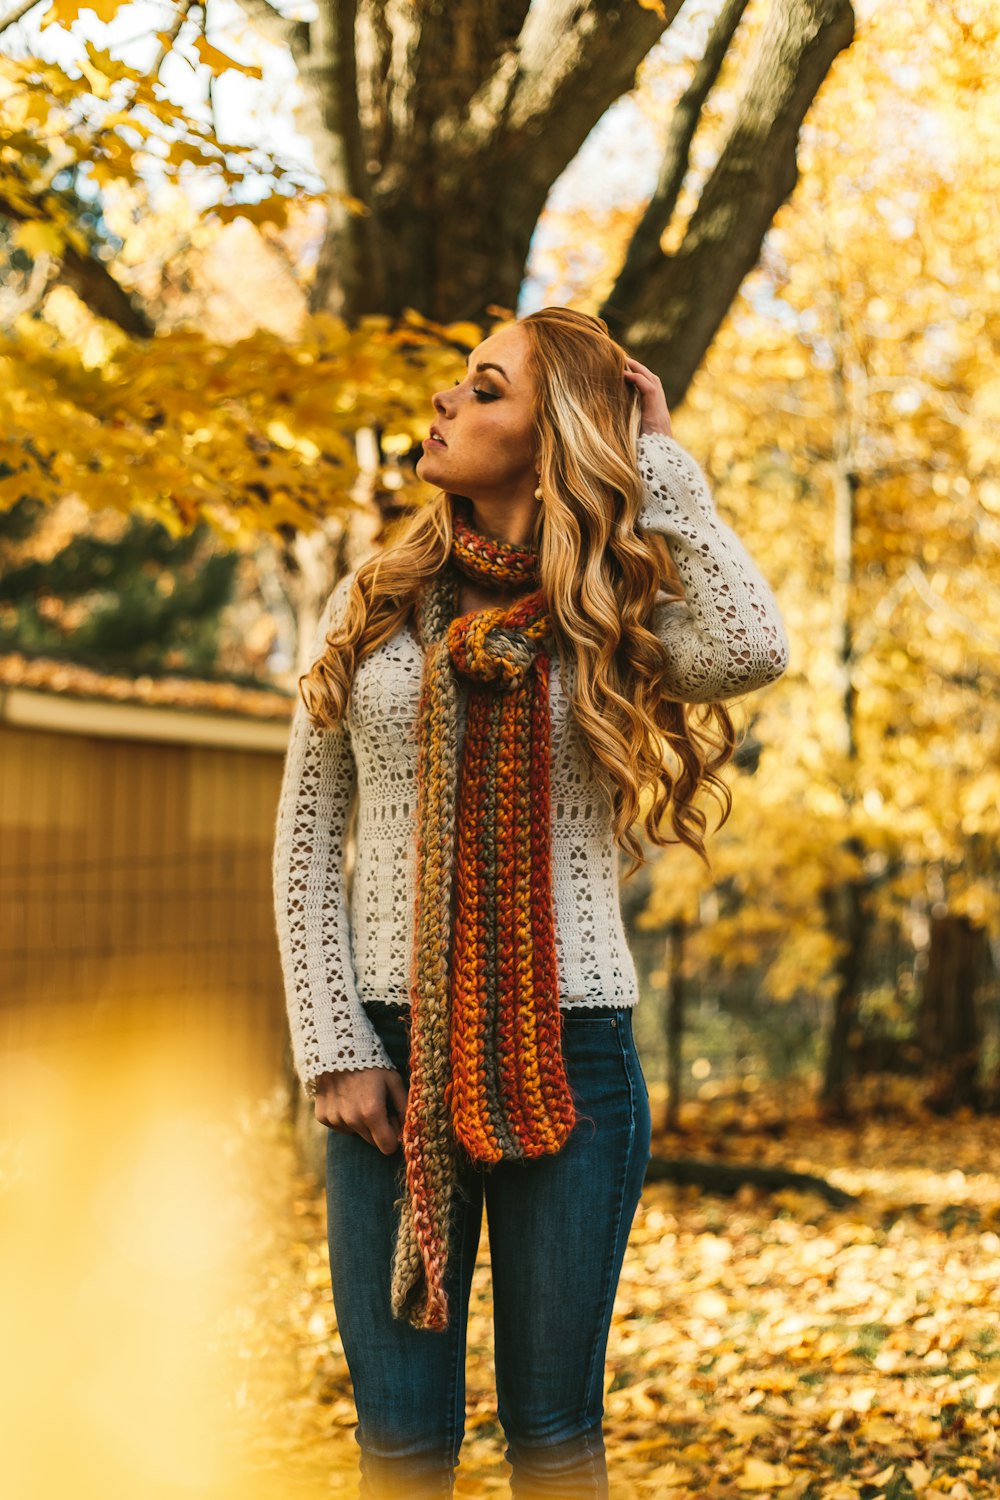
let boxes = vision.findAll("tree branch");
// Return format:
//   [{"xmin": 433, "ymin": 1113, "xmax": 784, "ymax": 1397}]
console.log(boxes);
[
  {"xmin": 603, "ymin": 0, "xmax": 753, "ymax": 334},
  {"xmin": 904, "ymin": 561, "xmax": 1000, "ymax": 655},
  {"xmin": 305, "ymin": 0, "xmax": 382, "ymax": 316},
  {"xmin": 385, "ymin": 0, "xmax": 683, "ymax": 320},
  {"xmin": 0, "ymin": 0, "xmax": 47, "ymax": 38},
  {"xmin": 0, "ymin": 192, "xmax": 155, "ymax": 337},
  {"xmin": 493, "ymin": 0, "xmax": 680, "ymax": 215},
  {"xmin": 608, "ymin": 0, "xmax": 855, "ymax": 411},
  {"xmin": 233, "ymin": 0, "xmax": 311, "ymax": 61}
]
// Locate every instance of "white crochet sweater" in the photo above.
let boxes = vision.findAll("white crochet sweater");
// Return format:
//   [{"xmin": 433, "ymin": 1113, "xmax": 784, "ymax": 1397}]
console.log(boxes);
[{"xmin": 272, "ymin": 432, "xmax": 789, "ymax": 1095}]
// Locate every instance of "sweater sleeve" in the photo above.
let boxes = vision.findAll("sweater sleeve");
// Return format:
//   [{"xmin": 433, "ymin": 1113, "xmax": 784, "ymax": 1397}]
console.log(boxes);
[
  {"xmin": 272, "ymin": 572, "xmax": 396, "ymax": 1097},
  {"xmin": 635, "ymin": 430, "xmax": 790, "ymax": 703}
]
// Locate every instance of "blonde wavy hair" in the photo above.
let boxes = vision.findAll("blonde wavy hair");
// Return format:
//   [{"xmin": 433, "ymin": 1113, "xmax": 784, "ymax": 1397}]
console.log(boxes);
[{"xmin": 300, "ymin": 306, "xmax": 737, "ymax": 877}]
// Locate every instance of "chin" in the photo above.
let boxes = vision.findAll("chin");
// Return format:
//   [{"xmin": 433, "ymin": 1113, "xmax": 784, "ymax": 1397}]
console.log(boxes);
[
  {"xmin": 420, "ymin": 460, "xmax": 462, "ymax": 495},
  {"xmin": 416, "ymin": 452, "xmax": 444, "ymax": 476}
]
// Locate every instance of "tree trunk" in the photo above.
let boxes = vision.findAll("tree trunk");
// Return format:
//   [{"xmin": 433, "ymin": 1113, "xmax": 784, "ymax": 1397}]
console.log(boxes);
[
  {"xmin": 665, "ymin": 919, "xmax": 686, "ymax": 1132},
  {"xmin": 820, "ymin": 861, "xmax": 867, "ymax": 1115},
  {"xmin": 250, "ymin": 0, "xmax": 851, "ymax": 410},
  {"xmin": 818, "ymin": 246, "xmax": 866, "ymax": 1116},
  {"xmin": 819, "ymin": 455, "xmax": 866, "ymax": 1115},
  {"xmin": 603, "ymin": 0, "xmax": 855, "ymax": 404},
  {"xmin": 919, "ymin": 913, "xmax": 989, "ymax": 1112},
  {"xmin": 17, "ymin": 0, "xmax": 855, "ymax": 422}
]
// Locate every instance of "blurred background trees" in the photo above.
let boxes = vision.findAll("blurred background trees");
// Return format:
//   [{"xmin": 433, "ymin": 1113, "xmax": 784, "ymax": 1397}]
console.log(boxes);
[{"xmin": 1, "ymin": 0, "xmax": 996, "ymax": 1117}]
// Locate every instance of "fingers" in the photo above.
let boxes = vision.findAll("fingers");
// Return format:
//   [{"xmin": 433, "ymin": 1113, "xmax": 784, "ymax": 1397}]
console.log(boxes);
[
  {"xmin": 315, "ymin": 1067, "xmax": 408, "ymax": 1155},
  {"xmin": 316, "ymin": 1102, "xmax": 374, "ymax": 1147},
  {"xmin": 377, "ymin": 1070, "xmax": 408, "ymax": 1153},
  {"xmin": 623, "ymin": 356, "xmax": 656, "ymax": 379},
  {"xmin": 623, "ymin": 356, "xmax": 672, "ymax": 436},
  {"xmin": 370, "ymin": 1115, "xmax": 400, "ymax": 1155},
  {"xmin": 319, "ymin": 1109, "xmax": 381, "ymax": 1151},
  {"xmin": 385, "ymin": 1070, "xmax": 409, "ymax": 1122}
]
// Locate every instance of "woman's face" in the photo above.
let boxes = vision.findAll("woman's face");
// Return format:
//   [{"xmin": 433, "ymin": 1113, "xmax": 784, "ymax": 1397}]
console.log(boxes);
[{"xmin": 417, "ymin": 325, "xmax": 540, "ymax": 505}]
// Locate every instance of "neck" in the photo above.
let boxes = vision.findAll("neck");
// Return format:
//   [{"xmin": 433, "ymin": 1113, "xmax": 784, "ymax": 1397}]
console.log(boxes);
[{"xmin": 464, "ymin": 498, "xmax": 539, "ymax": 551}]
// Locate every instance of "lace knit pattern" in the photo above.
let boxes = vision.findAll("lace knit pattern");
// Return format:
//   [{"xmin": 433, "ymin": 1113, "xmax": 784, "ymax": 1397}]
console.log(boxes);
[{"xmin": 272, "ymin": 432, "xmax": 790, "ymax": 1095}]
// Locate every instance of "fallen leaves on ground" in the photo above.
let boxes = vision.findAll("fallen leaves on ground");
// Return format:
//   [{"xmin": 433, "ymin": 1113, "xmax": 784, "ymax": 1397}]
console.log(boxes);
[{"xmin": 213, "ymin": 1076, "xmax": 1000, "ymax": 1498}]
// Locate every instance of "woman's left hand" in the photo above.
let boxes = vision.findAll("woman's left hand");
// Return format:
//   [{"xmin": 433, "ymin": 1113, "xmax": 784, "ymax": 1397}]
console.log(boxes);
[{"xmin": 624, "ymin": 357, "xmax": 673, "ymax": 438}]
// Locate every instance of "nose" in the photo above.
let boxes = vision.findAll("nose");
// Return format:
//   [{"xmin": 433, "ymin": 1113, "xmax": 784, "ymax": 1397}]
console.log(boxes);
[{"xmin": 433, "ymin": 373, "xmax": 465, "ymax": 411}]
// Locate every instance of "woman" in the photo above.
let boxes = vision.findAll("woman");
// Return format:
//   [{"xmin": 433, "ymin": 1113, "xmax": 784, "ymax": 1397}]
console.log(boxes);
[{"xmin": 272, "ymin": 307, "xmax": 789, "ymax": 1500}]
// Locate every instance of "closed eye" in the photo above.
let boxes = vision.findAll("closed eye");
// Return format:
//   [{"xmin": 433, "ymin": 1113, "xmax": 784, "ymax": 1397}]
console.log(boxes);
[{"xmin": 453, "ymin": 380, "xmax": 499, "ymax": 402}]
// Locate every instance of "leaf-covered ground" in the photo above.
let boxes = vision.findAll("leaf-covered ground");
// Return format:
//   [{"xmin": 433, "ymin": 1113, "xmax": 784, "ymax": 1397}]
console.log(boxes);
[{"xmin": 215, "ymin": 1077, "xmax": 1000, "ymax": 1499}]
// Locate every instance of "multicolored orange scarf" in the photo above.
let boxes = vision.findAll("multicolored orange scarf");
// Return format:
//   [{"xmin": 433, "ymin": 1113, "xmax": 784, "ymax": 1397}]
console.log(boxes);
[{"xmin": 388, "ymin": 495, "xmax": 578, "ymax": 1331}]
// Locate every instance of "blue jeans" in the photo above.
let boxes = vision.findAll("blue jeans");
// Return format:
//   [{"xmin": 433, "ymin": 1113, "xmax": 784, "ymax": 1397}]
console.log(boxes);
[{"xmin": 325, "ymin": 1000, "xmax": 653, "ymax": 1500}]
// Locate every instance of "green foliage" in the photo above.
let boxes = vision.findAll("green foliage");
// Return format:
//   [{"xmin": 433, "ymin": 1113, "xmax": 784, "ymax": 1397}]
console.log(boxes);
[{"xmin": 0, "ymin": 496, "xmax": 237, "ymax": 673}]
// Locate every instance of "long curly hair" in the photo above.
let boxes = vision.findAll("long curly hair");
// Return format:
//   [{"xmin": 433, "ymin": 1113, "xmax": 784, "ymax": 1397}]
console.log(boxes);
[{"xmin": 299, "ymin": 306, "xmax": 737, "ymax": 877}]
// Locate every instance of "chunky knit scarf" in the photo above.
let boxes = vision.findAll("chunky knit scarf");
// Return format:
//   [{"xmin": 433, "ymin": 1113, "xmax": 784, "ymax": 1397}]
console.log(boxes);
[{"xmin": 388, "ymin": 495, "xmax": 578, "ymax": 1332}]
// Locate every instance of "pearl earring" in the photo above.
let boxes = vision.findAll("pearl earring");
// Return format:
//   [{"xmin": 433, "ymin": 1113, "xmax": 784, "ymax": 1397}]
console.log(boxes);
[{"xmin": 534, "ymin": 477, "xmax": 544, "ymax": 502}]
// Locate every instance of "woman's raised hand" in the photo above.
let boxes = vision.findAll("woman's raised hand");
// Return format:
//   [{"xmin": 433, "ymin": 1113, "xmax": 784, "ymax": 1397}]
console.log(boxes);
[
  {"xmin": 313, "ymin": 1067, "xmax": 409, "ymax": 1154},
  {"xmin": 623, "ymin": 357, "xmax": 673, "ymax": 438}
]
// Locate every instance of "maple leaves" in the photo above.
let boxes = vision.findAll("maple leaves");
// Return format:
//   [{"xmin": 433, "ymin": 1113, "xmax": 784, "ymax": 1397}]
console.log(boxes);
[
  {"xmin": 0, "ymin": 306, "xmax": 485, "ymax": 538},
  {"xmin": 0, "ymin": 0, "xmax": 333, "ymax": 286}
]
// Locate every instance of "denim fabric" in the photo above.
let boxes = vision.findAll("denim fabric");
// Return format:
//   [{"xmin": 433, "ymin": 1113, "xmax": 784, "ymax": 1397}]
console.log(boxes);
[{"xmin": 325, "ymin": 1001, "xmax": 653, "ymax": 1500}]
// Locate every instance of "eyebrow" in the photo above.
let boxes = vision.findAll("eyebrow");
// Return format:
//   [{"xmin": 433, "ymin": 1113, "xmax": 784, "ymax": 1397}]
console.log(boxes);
[{"xmin": 466, "ymin": 356, "xmax": 510, "ymax": 384}]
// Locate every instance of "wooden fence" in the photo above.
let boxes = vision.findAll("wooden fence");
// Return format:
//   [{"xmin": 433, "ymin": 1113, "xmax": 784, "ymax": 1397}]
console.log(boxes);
[{"xmin": 0, "ymin": 665, "xmax": 296, "ymax": 1101}]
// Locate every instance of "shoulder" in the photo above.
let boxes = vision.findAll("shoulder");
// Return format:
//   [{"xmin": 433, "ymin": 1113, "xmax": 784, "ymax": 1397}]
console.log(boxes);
[
  {"xmin": 322, "ymin": 569, "xmax": 359, "ymax": 632},
  {"xmin": 636, "ymin": 430, "xmax": 705, "ymax": 483}
]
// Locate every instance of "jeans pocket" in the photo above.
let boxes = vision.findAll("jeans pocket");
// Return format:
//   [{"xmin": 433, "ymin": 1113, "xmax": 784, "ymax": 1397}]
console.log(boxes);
[
  {"xmin": 560, "ymin": 1012, "xmax": 625, "ymax": 1099},
  {"xmin": 362, "ymin": 1004, "xmax": 412, "ymax": 1077},
  {"xmin": 560, "ymin": 1012, "xmax": 622, "ymax": 1059},
  {"xmin": 560, "ymin": 1008, "xmax": 619, "ymax": 1030}
]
